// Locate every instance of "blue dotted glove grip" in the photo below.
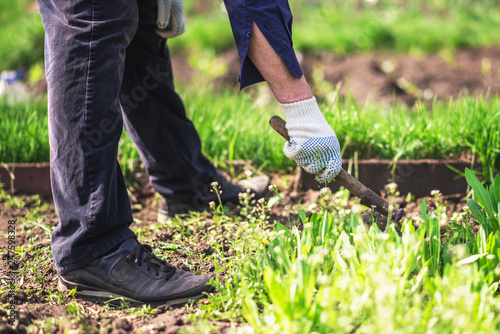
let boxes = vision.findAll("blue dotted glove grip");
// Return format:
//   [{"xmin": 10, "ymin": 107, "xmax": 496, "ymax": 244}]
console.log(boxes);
[{"xmin": 286, "ymin": 136, "xmax": 342, "ymax": 182}]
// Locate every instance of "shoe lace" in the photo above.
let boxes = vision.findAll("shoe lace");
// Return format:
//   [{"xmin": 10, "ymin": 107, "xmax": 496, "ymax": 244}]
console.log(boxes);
[{"xmin": 126, "ymin": 244, "xmax": 176, "ymax": 280}]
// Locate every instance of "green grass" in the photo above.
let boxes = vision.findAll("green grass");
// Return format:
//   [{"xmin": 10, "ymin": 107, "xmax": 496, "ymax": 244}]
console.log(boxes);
[
  {"xmin": 0, "ymin": 97, "xmax": 49, "ymax": 163},
  {"xmin": 327, "ymin": 92, "xmax": 500, "ymax": 170},
  {"xmin": 1, "ymin": 89, "xmax": 499, "ymax": 179},
  {"xmin": 181, "ymin": 84, "xmax": 500, "ymax": 177},
  {"xmin": 0, "ymin": 0, "xmax": 44, "ymax": 72},
  {"xmin": 179, "ymin": 85, "xmax": 287, "ymax": 171}
]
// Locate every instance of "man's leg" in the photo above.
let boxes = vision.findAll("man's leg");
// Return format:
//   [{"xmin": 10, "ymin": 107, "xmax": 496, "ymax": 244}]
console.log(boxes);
[
  {"xmin": 39, "ymin": 0, "xmax": 213, "ymax": 305},
  {"xmin": 38, "ymin": 0, "xmax": 138, "ymax": 274},
  {"xmin": 120, "ymin": 0, "xmax": 268, "ymax": 218}
]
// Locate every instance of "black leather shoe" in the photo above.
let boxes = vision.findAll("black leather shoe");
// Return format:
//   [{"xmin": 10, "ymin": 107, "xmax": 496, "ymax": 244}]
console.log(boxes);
[
  {"xmin": 58, "ymin": 238, "xmax": 213, "ymax": 306},
  {"xmin": 158, "ymin": 174, "xmax": 270, "ymax": 221}
]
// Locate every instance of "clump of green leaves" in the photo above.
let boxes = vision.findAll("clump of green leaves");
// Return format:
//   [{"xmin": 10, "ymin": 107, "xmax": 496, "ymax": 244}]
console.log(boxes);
[
  {"xmin": 464, "ymin": 168, "xmax": 500, "ymax": 282},
  {"xmin": 466, "ymin": 168, "xmax": 500, "ymax": 236},
  {"xmin": 193, "ymin": 176, "xmax": 500, "ymax": 333},
  {"xmin": 237, "ymin": 206, "xmax": 499, "ymax": 333}
]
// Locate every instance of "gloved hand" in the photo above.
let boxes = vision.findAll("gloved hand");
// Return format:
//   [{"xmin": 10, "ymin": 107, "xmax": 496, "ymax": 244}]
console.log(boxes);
[
  {"xmin": 280, "ymin": 97, "xmax": 342, "ymax": 183},
  {"xmin": 156, "ymin": 0, "xmax": 186, "ymax": 39}
]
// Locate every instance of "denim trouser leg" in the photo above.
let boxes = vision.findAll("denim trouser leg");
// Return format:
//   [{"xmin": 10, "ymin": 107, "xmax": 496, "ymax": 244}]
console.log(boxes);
[
  {"xmin": 40, "ymin": 0, "xmax": 223, "ymax": 274},
  {"xmin": 120, "ymin": 0, "xmax": 219, "ymax": 201},
  {"xmin": 38, "ymin": 0, "xmax": 138, "ymax": 274}
]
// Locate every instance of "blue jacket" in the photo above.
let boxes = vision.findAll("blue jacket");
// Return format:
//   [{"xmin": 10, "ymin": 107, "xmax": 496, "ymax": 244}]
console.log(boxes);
[{"xmin": 224, "ymin": 0, "xmax": 303, "ymax": 89}]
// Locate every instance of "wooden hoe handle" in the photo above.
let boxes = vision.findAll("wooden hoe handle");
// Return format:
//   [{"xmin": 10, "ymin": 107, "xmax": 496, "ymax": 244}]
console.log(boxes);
[{"xmin": 269, "ymin": 115, "xmax": 404, "ymax": 222}]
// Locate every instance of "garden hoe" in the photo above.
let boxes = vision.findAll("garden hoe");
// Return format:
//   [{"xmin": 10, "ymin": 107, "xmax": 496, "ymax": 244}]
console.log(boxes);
[{"xmin": 270, "ymin": 115, "xmax": 405, "ymax": 223}]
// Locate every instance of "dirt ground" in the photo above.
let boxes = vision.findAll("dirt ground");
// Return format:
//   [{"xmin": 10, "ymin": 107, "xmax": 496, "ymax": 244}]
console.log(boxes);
[
  {"xmin": 1, "ymin": 46, "xmax": 497, "ymax": 332},
  {"xmin": 173, "ymin": 46, "xmax": 500, "ymax": 106}
]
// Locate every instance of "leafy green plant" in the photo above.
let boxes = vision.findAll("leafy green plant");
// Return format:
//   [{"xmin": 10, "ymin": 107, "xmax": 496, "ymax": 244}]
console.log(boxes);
[
  {"xmin": 465, "ymin": 168, "xmax": 500, "ymax": 236},
  {"xmin": 238, "ymin": 206, "xmax": 499, "ymax": 333},
  {"xmin": 418, "ymin": 199, "xmax": 448, "ymax": 275},
  {"xmin": 463, "ymin": 168, "xmax": 500, "ymax": 281}
]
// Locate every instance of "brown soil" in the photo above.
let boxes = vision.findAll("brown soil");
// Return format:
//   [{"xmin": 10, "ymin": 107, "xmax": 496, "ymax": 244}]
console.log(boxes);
[{"xmin": 172, "ymin": 46, "xmax": 500, "ymax": 105}]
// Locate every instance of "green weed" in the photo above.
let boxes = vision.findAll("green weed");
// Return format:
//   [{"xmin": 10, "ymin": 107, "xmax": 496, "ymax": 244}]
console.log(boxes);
[{"xmin": 463, "ymin": 168, "xmax": 500, "ymax": 282}]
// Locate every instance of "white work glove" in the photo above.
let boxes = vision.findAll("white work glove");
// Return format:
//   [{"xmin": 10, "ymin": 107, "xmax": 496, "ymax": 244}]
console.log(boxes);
[
  {"xmin": 156, "ymin": 0, "xmax": 186, "ymax": 38},
  {"xmin": 281, "ymin": 97, "xmax": 342, "ymax": 183}
]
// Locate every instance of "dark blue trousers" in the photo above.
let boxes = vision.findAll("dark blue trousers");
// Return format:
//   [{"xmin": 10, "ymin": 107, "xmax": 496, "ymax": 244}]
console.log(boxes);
[{"xmin": 38, "ymin": 0, "xmax": 218, "ymax": 274}]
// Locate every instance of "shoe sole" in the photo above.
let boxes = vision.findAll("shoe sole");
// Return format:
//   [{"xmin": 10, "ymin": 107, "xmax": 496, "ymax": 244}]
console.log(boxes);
[{"xmin": 58, "ymin": 276, "xmax": 209, "ymax": 307}]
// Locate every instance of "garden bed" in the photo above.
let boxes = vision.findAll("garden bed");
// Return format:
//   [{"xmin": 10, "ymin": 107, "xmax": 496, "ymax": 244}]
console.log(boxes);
[{"xmin": 0, "ymin": 162, "xmax": 50, "ymax": 197}]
